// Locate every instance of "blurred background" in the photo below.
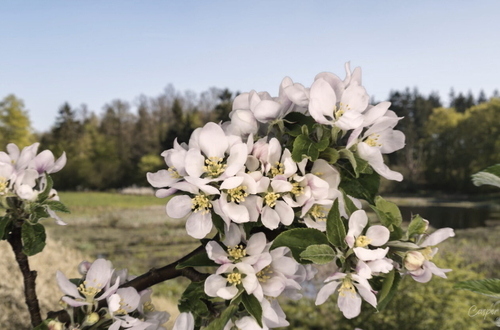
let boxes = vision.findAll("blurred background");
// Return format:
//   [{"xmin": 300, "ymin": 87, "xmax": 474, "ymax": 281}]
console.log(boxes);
[{"xmin": 1, "ymin": 1, "xmax": 500, "ymax": 329}]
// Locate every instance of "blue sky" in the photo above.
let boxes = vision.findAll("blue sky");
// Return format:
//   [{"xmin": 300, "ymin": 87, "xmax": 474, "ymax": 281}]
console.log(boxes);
[{"xmin": 1, "ymin": 0, "xmax": 499, "ymax": 133}]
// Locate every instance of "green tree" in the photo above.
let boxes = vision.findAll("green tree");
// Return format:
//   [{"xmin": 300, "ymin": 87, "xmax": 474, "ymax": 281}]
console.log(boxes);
[{"xmin": 0, "ymin": 94, "xmax": 34, "ymax": 148}]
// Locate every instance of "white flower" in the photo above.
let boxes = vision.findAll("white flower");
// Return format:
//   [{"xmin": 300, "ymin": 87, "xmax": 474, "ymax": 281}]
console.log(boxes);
[
  {"xmin": 56, "ymin": 259, "xmax": 119, "ymax": 307},
  {"xmin": 147, "ymin": 139, "xmax": 188, "ymax": 198},
  {"xmin": 308, "ymin": 72, "xmax": 369, "ymax": 130},
  {"xmin": 205, "ymin": 262, "xmax": 258, "ymax": 300},
  {"xmin": 406, "ymin": 228, "xmax": 455, "ymax": 282},
  {"xmin": 315, "ymin": 272, "xmax": 377, "ymax": 319},
  {"xmin": 172, "ymin": 312, "xmax": 194, "ymax": 330},
  {"xmin": 345, "ymin": 210, "xmax": 390, "ymax": 261},
  {"xmin": 184, "ymin": 122, "xmax": 247, "ymax": 180}
]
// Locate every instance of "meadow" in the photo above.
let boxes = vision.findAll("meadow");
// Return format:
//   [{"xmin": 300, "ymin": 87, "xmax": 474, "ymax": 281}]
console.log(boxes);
[{"xmin": 2, "ymin": 192, "xmax": 500, "ymax": 329}]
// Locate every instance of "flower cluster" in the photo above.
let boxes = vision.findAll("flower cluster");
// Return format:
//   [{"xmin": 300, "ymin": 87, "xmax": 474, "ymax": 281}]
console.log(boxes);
[
  {"xmin": 147, "ymin": 63, "xmax": 455, "ymax": 326},
  {"xmin": 55, "ymin": 258, "xmax": 170, "ymax": 330},
  {"xmin": 0, "ymin": 142, "xmax": 67, "ymax": 225}
]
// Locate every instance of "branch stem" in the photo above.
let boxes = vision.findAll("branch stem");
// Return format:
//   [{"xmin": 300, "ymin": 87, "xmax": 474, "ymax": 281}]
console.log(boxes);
[{"xmin": 8, "ymin": 224, "xmax": 42, "ymax": 328}]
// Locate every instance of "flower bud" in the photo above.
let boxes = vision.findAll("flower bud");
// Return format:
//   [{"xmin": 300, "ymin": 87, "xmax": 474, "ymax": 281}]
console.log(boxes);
[
  {"xmin": 225, "ymin": 109, "xmax": 259, "ymax": 137},
  {"xmin": 404, "ymin": 251, "xmax": 425, "ymax": 271},
  {"xmin": 48, "ymin": 320, "xmax": 64, "ymax": 330},
  {"xmin": 78, "ymin": 260, "xmax": 92, "ymax": 275},
  {"xmin": 82, "ymin": 312, "xmax": 100, "ymax": 327}
]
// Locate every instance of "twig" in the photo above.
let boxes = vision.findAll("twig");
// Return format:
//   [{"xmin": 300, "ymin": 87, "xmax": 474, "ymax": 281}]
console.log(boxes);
[
  {"xmin": 8, "ymin": 224, "xmax": 42, "ymax": 328},
  {"xmin": 121, "ymin": 243, "xmax": 209, "ymax": 292}
]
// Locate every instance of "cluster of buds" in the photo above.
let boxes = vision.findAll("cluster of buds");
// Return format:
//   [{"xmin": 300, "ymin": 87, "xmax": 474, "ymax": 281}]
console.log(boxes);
[{"xmin": 146, "ymin": 63, "xmax": 455, "ymax": 327}]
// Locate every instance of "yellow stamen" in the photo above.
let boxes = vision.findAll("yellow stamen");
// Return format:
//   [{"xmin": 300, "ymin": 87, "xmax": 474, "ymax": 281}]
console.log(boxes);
[
  {"xmin": 227, "ymin": 272, "xmax": 242, "ymax": 285},
  {"xmin": 264, "ymin": 192, "xmax": 280, "ymax": 208},
  {"xmin": 143, "ymin": 301, "xmax": 156, "ymax": 313},
  {"xmin": 168, "ymin": 167, "xmax": 182, "ymax": 179},
  {"xmin": 191, "ymin": 194, "xmax": 212, "ymax": 214},
  {"xmin": 365, "ymin": 134, "xmax": 382, "ymax": 147},
  {"xmin": 227, "ymin": 185, "xmax": 248, "ymax": 203},
  {"xmin": 338, "ymin": 278, "xmax": 356, "ymax": 297},
  {"xmin": 77, "ymin": 281, "xmax": 102, "ymax": 299},
  {"xmin": 291, "ymin": 182, "xmax": 304, "ymax": 196},
  {"xmin": 227, "ymin": 245, "xmax": 247, "ymax": 261},
  {"xmin": 270, "ymin": 162, "xmax": 284, "ymax": 177},
  {"xmin": 309, "ymin": 204, "xmax": 328, "ymax": 222},
  {"xmin": 355, "ymin": 235, "xmax": 372, "ymax": 248},
  {"xmin": 421, "ymin": 246, "xmax": 434, "ymax": 260},
  {"xmin": 257, "ymin": 265, "xmax": 273, "ymax": 283},
  {"xmin": 0, "ymin": 177, "xmax": 8, "ymax": 194},
  {"xmin": 203, "ymin": 157, "xmax": 227, "ymax": 178}
]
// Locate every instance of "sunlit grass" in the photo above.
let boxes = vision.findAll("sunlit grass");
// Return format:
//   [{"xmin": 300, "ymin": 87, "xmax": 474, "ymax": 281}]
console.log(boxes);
[{"xmin": 59, "ymin": 191, "xmax": 166, "ymax": 211}]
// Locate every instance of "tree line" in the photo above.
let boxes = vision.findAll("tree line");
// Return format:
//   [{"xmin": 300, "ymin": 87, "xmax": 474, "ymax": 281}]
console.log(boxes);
[{"xmin": 1, "ymin": 85, "xmax": 499, "ymax": 193}]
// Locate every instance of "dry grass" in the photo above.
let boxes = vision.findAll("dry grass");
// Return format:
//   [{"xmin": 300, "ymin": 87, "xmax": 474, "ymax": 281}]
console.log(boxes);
[
  {"xmin": 0, "ymin": 238, "xmax": 84, "ymax": 329},
  {"xmin": 0, "ymin": 237, "xmax": 179, "ymax": 329}
]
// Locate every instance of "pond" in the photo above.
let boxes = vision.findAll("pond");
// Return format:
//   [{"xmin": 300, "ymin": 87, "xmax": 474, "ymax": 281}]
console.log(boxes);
[{"xmin": 398, "ymin": 205, "xmax": 492, "ymax": 229}]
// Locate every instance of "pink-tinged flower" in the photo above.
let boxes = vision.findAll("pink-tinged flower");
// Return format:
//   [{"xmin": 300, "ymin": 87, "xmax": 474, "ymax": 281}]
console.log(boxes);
[
  {"xmin": 56, "ymin": 259, "xmax": 119, "ymax": 307},
  {"xmin": 108, "ymin": 315, "xmax": 152, "ymax": 330},
  {"xmin": 405, "ymin": 228, "xmax": 455, "ymax": 283},
  {"xmin": 0, "ymin": 143, "xmax": 40, "ymax": 173},
  {"xmin": 205, "ymin": 262, "xmax": 258, "ymax": 300},
  {"xmin": 345, "ymin": 210, "xmax": 390, "ymax": 262},
  {"xmin": 29, "ymin": 149, "xmax": 67, "ymax": 175},
  {"xmin": 315, "ymin": 272, "xmax": 377, "ymax": 319}
]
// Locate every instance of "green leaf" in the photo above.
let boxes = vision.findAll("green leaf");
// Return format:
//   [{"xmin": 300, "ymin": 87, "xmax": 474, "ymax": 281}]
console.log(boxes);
[
  {"xmin": 211, "ymin": 213, "xmax": 226, "ymax": 241},
  {"xmin": 339, "ymin": 170, "xmax": 380, "ymax": 205},
  {"xmin": 242, "ymin": 292, "xmax": 263, "ymax": 327},
  {"xmin": 29, "ymin": 205, "xmax": 50, "ymax": 223},
  {"xmin": 270, "ymin": 228, "xmax": 330, "ymax": 263},
  {"xmin": 339, "ymin": 149, "xmax": 357, "ymax": 175},
  {"xmin": 44, "ymin": 200, "xmax": 71, "ymax": 213},
  {"xmin": 454, "ymin": 279, "xmax": 500, "ymax": 298},
  {"xmin": 300, "ymin": 244, "xmax": 335, "ymax": 264},
  {"xmin": 320, "ymin": 147, "xmax": 340, "ymax": 164},
  {"xmin": 21, "ymin": 222, "xmax": 46, "ymax": 256},
  {"xmin": 377, "ymin": 270, "xmax": 401, "ymax": 311},
  {"xmin": 472, "ymin": 164, "xmax": 500, "ymax": 188},
  {"xmin": 291, "ymin": 134, "xmax": 319, "ymax": 162},
  {"xmin": 385, "ymin": 240, "xmax": 420, "ymax": 250},
  {"xmin": 204, "ymin": 303, "xmax": 238, "ymax": 330},
  {"xmin": 370, "ymin": 196, "xmax": 402, "ymax": 230},
  {"xmin": 406, "ymin": 214, "xmax": 427, "ymax": 238},
  {"xmin": 0, "ymin": 216, "xmax": 10, "ymax": 240},
  {"xmin": 178, "ymin": 281, "xmax": 210, "ymax": 320},
  {"xmin": 326, "ymin": 199, "xmax": 347, "ymax": 249},
  {"xmin": 36, "ymin": 174, "xmax": 53, "ymax": 203},
  {"xmin": 176, "ymin": 251, "xmax": 218, "ymax": 269},
  {"xmin": 339, "ymin": 188, "xmax": 358, "ymax": 217}
]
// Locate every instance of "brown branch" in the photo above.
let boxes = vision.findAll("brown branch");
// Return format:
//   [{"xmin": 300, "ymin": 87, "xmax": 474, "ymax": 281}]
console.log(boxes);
[
  {"xmin": 120, "ymin": 243, "xmax": 209, "ymax": 292},
  {"xmin": 8, "ymin": 224, "xmax": 42, "ymax": 328}
]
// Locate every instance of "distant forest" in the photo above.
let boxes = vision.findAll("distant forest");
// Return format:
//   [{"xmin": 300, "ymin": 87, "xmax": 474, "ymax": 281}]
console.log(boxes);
[{"xmin": 1, "ymin": 85, "xmax": 499, "ymax": 194}]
